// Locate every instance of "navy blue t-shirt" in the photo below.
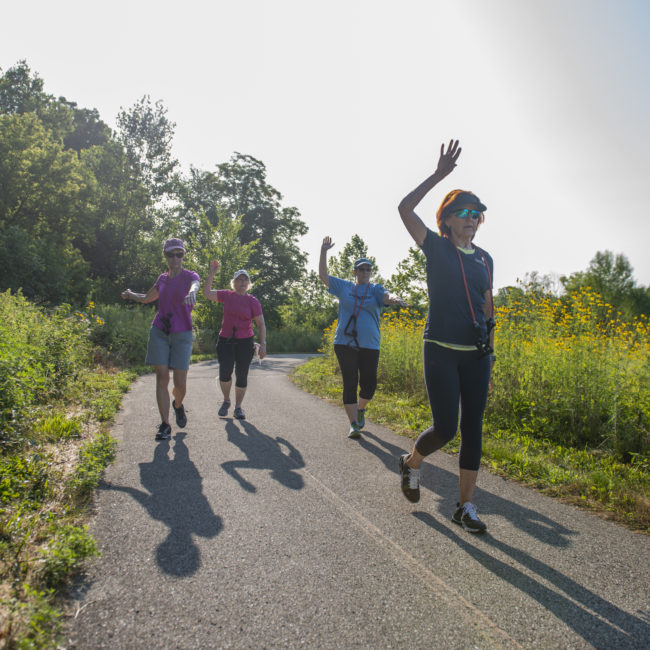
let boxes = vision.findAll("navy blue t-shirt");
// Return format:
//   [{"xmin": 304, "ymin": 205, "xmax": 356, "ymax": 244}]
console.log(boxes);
[{"xmin": 420, "ymin": 228, "xmax": 493, "ymax": 345}]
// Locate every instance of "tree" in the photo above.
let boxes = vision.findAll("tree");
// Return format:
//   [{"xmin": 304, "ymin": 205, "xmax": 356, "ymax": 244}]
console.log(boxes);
[
  {"xmin": 62, "ymin": 102, "xmax": 112, "ymax": 152},
  {"xmin": 385, "ymin": 246, "xmax": 427, "ymax": 313},
  {"xmin": 327, "ymin": 234, "xmax": 383, "ymax": 283},
  {"xmin": 560, "ymin": 251, "xmax": 649, "ymax": 317},
  {"xmin": 0, "ymin": 225, "xmax": 90, "ymax": 304},
  {"xmin": 0, "ymin": 60, "xmax": 50, "ymax": 116},
  {"xmin": 185, "ymin": 210, "xmax": 257, "ymax": 340},
  {"xmin": 181, "ymin": 153, "xmax": 308, "ymax": 326},
  {"xmin": 0, "ymin": 113, "xmax": 96, "ymax": 243},
  {"xmin": 116, "ymin": 95, "xmax": 179, "ymax": 201},
  {"xmin": 279, "ymin": 270, "xmax": 337, "ymax": 331}
]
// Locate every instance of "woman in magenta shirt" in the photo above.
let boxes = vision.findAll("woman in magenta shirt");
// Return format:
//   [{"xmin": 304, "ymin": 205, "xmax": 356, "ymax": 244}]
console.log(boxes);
[
  {"xmin": 203, "ymin": 260, "xmax": 267, "ymax": 420},
  {"xmin": 121, "ymin": 238, "xmax": 200, "ymax": 441}
]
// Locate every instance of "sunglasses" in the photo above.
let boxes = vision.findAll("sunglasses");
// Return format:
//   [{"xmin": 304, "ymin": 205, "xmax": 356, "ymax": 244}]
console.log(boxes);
[
  {"xmin": 452, "ymin": 209, "xmax": 482, "ymax": 220},
  {"xmin": 165, "ymin": 251, "xmax": 185, "ymax": 258},
  {"xmin": 356, "ymin": 266, "xmax": 372, "ymax": 272}
]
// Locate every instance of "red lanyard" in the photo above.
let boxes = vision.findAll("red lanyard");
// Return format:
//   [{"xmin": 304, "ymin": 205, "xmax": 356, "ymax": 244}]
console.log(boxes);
[
  {"xmin": 453, "ymin": 245, "xmax": 493, "ymax": 326},
  {"xmin": 352, "ymin": 281, "xmax": 370, "ymax": 318}
]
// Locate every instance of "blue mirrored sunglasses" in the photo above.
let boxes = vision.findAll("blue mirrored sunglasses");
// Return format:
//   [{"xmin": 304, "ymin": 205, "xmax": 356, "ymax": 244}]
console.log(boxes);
[{"xmin": 452, "ymin": 209, "xmax": 482, "ymax": 220}]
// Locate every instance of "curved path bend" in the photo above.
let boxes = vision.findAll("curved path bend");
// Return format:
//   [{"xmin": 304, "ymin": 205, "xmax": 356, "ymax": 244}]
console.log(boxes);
[{"xmin": 65, "ymin": 356, "xmax": 649, "ymax": 649}]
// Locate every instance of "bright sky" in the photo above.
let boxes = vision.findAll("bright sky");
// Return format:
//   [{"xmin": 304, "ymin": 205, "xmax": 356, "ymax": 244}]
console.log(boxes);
[{"xmin": 3, "ymin": 0, "xmax": 650, "ymax": 290}]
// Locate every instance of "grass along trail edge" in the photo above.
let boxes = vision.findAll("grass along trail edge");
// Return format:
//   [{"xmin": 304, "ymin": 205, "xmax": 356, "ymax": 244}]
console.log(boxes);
[{"xmin": 291, "ymin": 356, "xmax": 650, "ymax": 533}]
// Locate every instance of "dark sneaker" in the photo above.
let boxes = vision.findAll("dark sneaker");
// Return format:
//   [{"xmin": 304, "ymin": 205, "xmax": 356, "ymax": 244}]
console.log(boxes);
[
  {"xmin": 357, "ymin": 409, "xmax": 365, "ymax": 429},
  {"xmin": 172, "ymin": 400, "xmax": 187, "ymax": 428},
  {"xmin": 452, "ymin": 502, "xmax": 487, "ymax": 533},
  {"xmin": 233, "ymin": 406, "xmax": 246, "ymax": 420},
  {"xmin": 348, "ymin": 422, "xmax": 361, "ymax": 439},
  {"xmin": 399, "ymin": 453, "xmax": 420, "ymax": 503},
  {"xmin": 218, "ymin": 401, "xmax": 231, "ymax": 417},
  {"xmin": 155, "ymin": 422, "xmax": 172, "ymax": 440}
]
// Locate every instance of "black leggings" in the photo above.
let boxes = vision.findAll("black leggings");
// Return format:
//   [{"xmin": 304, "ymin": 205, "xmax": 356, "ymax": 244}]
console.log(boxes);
[
  {"xmin": 415, "ymin": 342, "xmax": 491, "ymax": 471},
  {"xmin": 334, "ymin": 344, "xmax": 380, "ymax": 405},
  {"xmin": 216, "ymin": 336, "xmax": 255, "ymax": 388}
]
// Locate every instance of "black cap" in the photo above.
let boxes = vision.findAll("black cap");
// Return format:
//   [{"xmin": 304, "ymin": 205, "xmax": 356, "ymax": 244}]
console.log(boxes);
[{"xmin": 442, "ymin": 192, "xmax": 487, "ymax": 217}]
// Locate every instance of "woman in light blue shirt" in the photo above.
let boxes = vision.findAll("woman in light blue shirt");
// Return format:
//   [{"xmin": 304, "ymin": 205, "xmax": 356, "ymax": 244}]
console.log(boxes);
[{"xmin": 319, "ymin": 236, "xmax": 406, "ymax": 439}]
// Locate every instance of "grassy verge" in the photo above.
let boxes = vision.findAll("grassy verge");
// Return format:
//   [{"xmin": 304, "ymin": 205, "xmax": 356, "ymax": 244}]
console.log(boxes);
[
  {"xmin": 292, "ymin": 356, "xmax": 650, "ymax": 533},
  {"xmin": 0, "ymin": 366, "xmax": 136, "ymax": 648}
]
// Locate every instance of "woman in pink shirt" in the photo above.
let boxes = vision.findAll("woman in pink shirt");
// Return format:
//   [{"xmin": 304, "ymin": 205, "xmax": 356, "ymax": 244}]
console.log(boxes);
[
  {"xmin": 203, "ymin": 260, "xmax": 267, "ymax": 420},
  {"xmin": 121, "ymin": 238, "xmax": 200, "ymax": 441}
]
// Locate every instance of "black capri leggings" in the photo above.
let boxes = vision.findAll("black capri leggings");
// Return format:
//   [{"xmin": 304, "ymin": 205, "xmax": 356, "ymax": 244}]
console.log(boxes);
[
  {"xmin": 415, "ymin": 341, "xmax": 491, "ymax": 471},
  {"xmin": 334, "ymin": 344, "xmax": 380, "ymax": 405},
  {"xmin": 216, "ymin": 336, "xmax": 255, "ymax": 388}
]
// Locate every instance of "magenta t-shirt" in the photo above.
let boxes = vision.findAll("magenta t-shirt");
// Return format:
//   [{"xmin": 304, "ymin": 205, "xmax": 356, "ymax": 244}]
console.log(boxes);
[
  {"xmin": 216, "ymin": 290, "xmax": 263, "ymax": 339},
  {"xmin": 152, "ymin": 269, "xmax": 200, "ymax": 333}
]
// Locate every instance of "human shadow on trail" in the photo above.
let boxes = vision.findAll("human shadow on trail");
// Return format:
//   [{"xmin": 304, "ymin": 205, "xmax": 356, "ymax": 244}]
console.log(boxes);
[
  {"xmin": 102, "ymin": 433, "xmax": 222, "ymax": 577},
  {"xmin": 358, "ymin": 430, "xmax": 575, "ymax": 547},
  {"xmin": 413, "ymin": 511, "xmax": 649, "ymax": 649},
  {"xmin": 221, "ymin": 420, "xmax": 305, "ymax": 493},
  {"xmin": 355, "ymin": 429, "xmax": 647, "ymax": 647}
]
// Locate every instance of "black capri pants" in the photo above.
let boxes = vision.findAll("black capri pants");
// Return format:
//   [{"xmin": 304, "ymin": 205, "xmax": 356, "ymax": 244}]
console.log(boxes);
[
  {"xmin": 334, "ymin": 344, "xmax": 380, "ymax": 405},
  {"xmin": 216, "ymin": 336, "xmax": 255, "ymax": 388},
  {"xmin": 415, "ymin": 341, "xmax": 491, "ymax": 471}
]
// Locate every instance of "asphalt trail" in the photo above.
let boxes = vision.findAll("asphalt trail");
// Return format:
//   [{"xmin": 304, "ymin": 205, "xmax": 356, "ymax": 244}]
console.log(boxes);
[{"xmin": 65, "ymin": 356, "xmax": 650, "ymax": 649}]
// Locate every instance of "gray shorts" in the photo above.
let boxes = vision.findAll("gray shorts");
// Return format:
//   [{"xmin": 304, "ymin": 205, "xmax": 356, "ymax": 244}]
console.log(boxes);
[{"xmin": 145, "ymin": 326, "xmax": 194, "ymax": 370}]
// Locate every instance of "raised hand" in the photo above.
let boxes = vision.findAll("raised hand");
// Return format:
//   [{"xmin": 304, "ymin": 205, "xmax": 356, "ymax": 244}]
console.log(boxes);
[
  {"xmin": 209, "ymin": 259, "xmax": 220, "ymax": 273},
  {"xmin": 435, "ymin": 139, "xmax": 461, "ymax": 180},
  {"xmin": 321, "ymin": 236, "xmax": 335, "ymax": 251},
  {"xmin": 184, "ymin": 291, "xmax": 197, "ymax": 306}
]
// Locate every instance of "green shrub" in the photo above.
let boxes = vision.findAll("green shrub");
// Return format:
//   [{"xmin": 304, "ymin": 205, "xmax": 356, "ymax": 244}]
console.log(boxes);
[
  {"xmin": 0, "ymin": 454, "xmax": 53, "ymax": 508},
  {"xmin": 268, "ymin": 327, "xmax": 324, "ymax": 353},
  {"xmin": 0, "ymin": 292, "xmax": 91, "ymax": 449},
  {"xmin": 36, "ymin": 524, "xmax": 98, "ymax": 589},
  {"xmin": 33, "ymin": 414, "xmax": 82, "ymax": 442},
  {"xmin": 66, "ymin": 431, "xmax": 117, "ymax": 503},
  {"xmin": 86, "ymin": 302, "xmax": 153, "ymax": 365},
  {"xmin": 10, "ymin": 585, "xmax": 62, "ymax": 649}
]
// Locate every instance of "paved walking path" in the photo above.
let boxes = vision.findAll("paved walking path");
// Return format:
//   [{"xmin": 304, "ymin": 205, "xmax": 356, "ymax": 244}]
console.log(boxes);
[{"xmin": 65, "ymin": 356, "xmax": 649, "ymax": 649}]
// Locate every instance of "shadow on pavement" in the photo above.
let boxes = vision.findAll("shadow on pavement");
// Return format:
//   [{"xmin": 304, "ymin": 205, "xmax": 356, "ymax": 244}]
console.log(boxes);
[
  {"xmin": 359, "ymin": 430, "xmax": 575, "ymax": 546},
  {"xmin": 413, "ymin": 511, "xmax": 649, "ymax": 649},
  {"xmin": 221, "ymin": 419, "xmax": 305, "ymax": 492},
  {"xmin": 102, "ymin": 432, "xmax": 222, "ymax": 577}
]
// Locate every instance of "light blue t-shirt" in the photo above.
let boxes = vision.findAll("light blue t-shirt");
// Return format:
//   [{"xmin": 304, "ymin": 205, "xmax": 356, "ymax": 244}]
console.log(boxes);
[{"xmin": 328, "ymin": 276, "xmax": 386, "ymax": 350}]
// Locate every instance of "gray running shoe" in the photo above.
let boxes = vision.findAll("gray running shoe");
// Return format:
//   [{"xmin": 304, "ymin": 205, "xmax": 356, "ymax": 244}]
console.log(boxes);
[
  {"xmin": 233, "ymin": 406, "xmax": 246, "ymax": 420},
  {"xmin": 452, "ymin": 502, "xmax": 487, "ymax": 533},
  {"xmin": 218, "ymin": 401, "xmax": 231, "ymax": 417},
  {"xmin": 155, "ymin": 422, "xmax": 172, "ymax": 440},
  {"xmin": 399, "ymin": 453, "xmax": 420, "ymax": 503},
  {"xmin": 348, "ymin": 422, "xmax": 361, "ymax": 439},
  {"xmin": 172, "ymin": 400, "xmax": 187, "ymax": 428}
]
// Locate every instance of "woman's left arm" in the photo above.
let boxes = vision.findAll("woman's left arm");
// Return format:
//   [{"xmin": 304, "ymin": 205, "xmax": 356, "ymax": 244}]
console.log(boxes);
[
  {"xmin": 253, "ymin": 314, "xmax": 267, "ymax": 359},
  {"xmin": 383, "ymin": 292, "xmax": 408, "ymax": 307},
  {"xmin": 184, "ymin": 279, "xmax": 201, "ymax": 306}
]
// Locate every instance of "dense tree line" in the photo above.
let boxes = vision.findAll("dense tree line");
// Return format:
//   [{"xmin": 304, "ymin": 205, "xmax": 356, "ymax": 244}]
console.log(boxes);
[
  {"xmin": 1, "ymin": 60, "xmax": 647, "ymax": 336},
  {"xmin": 0, "ymin": 62, "xmax": 309, "ymax": 328}
]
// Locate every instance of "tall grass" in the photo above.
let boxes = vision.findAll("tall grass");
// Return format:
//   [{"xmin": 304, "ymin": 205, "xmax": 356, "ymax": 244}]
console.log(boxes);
[
  {"xmin": 491, "ymin": 288, "xmax": 649, "ymax": 462},
  {"xmin": 318, "ymin": 289, "xmax": 649, "ymax": 463},
  {"xmin": 300, "ymin": 289, "xmax": 649, "ymax": 528}
]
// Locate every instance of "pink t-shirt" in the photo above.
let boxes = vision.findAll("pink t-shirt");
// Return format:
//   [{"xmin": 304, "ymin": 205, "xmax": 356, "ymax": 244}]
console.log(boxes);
[
  {"xmin": 152, "ymin": 269, "xmax": 200, "ymax": 333},
  {"xmin": 217, "ymin": 290, "xmax": 263, "ymax": 339}
]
